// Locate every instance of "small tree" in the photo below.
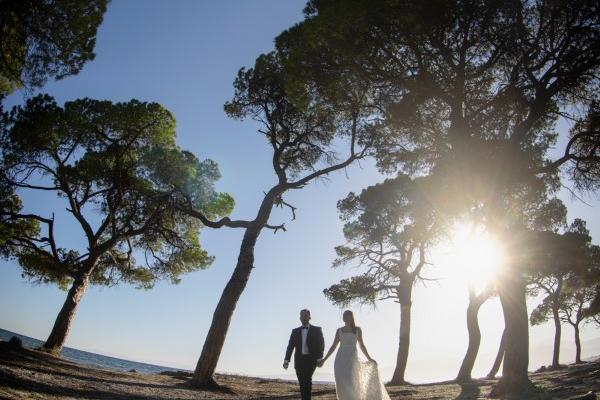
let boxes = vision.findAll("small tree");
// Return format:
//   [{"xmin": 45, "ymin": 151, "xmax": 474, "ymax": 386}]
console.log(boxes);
[
  {"xmin": 554, "ymin": 242, "xmax": 600, "ymax": 364},
  {"xmin": 528, "ymin": 219, "xmax": 592, "ymax": 368},
  {"xmin": 324, "ymin": 174, "xmax": 438, "ymax": 385},
  {"xmin": 558, "ymin": 282, "xmax": 599, "ymax": 363},
  {"xmin": 0, "ymin": 95, "xmax": 232, "ymax": 352},
  {"xmin": 178, "ymin": 52, "xmax": 375, "ymax": 388},
  {"xmin": 0, "ymin": 0, "xmax": 108, "ymax": 94}
]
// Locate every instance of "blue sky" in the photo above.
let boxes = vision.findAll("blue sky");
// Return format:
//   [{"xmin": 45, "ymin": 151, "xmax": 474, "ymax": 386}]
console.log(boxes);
[{"xmin": 1, "ymin": 0, "xmax": 599, "ymax": 383}]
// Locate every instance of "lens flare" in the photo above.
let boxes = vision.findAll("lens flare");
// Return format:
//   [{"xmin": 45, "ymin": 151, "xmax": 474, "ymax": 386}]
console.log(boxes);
[{"xmin": 436, "ymin": 222, "xmax": 503, "ymax": 291}]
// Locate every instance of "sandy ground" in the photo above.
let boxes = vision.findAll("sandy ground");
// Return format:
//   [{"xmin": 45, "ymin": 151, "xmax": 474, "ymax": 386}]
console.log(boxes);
[{"xmin": 1, "ymin": 340, "xmax": 599, "ymax": 400}]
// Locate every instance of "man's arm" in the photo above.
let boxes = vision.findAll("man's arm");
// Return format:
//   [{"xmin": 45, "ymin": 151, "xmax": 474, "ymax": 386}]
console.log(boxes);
[
  {"xmin": 283, "ymin": 329, "xmax": 295, "ymax": 368},
  {"xmin": 316, "ymin": 327, "xmax": 325, "ymax": 359}
]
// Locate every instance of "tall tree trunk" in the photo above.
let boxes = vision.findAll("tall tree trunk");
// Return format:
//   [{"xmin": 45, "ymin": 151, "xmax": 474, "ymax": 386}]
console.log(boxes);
[
  {"xmin": 491, "ymin": 270, "xmax": 533, "ymax": 397},
  {"xmin": 574, "ymin": 323, "xmax": 582, "ymax": 364},
  {"xmin": 456, "ymin": 290, "xmax": 484, "ymax": 382},
  {"xmin": 190, "ymin": 225, "xmax": 261, "ymax": 387},
  {"xmin": 42, "ymin": 265, "xmax": 94, "ymax": 353},
  {"xmin": 550, "ymin": 277, "xmax": 563, "ymax": 369},
  {"xmin": 390, "ymin": 278, "xmax": 413, "ymax": 385},
  {"xmin": 551, "ymin": 304, "xmax": 561, "ymax": 369},
  {"xmin": 190, "ymin": 189, "xmax": 279, "ymax": 387},
  {"xmin": 487, "ymin": 329, "xmax": 505, "ymax": 379}
]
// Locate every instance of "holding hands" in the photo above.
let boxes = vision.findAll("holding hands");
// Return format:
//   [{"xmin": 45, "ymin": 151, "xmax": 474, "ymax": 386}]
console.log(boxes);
[{"xmin": 317, "ymin": 357, "xmax": 375, "ymax": 368}]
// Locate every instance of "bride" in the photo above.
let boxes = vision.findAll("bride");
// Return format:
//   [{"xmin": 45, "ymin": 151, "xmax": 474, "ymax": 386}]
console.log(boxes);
[{"xmin": 317, "ymin": 310, "xmax": 391, "ymax": 400}]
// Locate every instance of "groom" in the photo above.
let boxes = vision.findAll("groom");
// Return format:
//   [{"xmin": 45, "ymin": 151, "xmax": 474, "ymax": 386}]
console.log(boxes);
[{"xmin": 283, "ymin": 309, "xmax": 325, "ymax": 400}]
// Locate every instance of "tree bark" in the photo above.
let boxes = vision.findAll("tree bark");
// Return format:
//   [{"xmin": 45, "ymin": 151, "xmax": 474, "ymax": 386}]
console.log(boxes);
[
  {"xmin": 190, "ymin": 189, "xmax": 280, "ymax": 387},
  {"xmin": 574, "ymin": 324, "xmax": 582, "ymax": 364},
  {"xmin": 42, "ymin": 266, "xmax": 94, "ymax": 353},
  {"xmin": 390, "ymin": 278, "xmax": 413, "ymax": 385},
  {"xmin": 456, "ymin": 292, "xmax": 484, "ymax": 382},
  {"xmin": 551, "ymin": 304, "xmax": 561, "ymax": 368},
  {"xmin": 487, "ymin": 329, "xmax": 505, "ymax": 379},
  {"xmin": 490, "ymin": 271, "xmax": 533, "ymax": 397},
  {"xmin": 190, "ymin": 225, "xmax": 261, "ymax": 387}
]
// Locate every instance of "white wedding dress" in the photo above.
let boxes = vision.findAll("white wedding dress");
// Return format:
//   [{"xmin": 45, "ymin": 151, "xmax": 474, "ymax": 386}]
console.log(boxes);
[{"xmin": 333, "ymin": 328, "xmax": 391, "ymax": 400}]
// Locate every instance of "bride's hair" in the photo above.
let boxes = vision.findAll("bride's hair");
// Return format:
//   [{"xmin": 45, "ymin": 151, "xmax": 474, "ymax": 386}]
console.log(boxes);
[{"xmin": 343, "ymin": 310, "xmax": 357, "ymax": 334}]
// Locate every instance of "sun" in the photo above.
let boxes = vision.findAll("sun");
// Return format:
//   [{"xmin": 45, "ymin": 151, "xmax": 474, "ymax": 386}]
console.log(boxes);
[{"xmin": 438, "ymin": 222, "xmax": 504, "ymax": 291}]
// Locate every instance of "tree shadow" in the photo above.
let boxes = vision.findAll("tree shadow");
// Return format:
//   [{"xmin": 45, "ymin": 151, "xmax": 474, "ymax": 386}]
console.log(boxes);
[
  {"xmin": 0, "ymin": 358, "xmax": 184, "ymax": 391},
  {"xmin": 244, "ymin": 388, "xmax": 336, "ymax": 400},
  {"xmin": 454, "ymin": 382, "xmax": 481, "ymax": 400},
  {"xmin": 0, "ymin": 371, "xmax": 193, "ymax": 400},
  {"xmin": 180, "ymin": 377, "xmax": 238, "ymax": 395}
]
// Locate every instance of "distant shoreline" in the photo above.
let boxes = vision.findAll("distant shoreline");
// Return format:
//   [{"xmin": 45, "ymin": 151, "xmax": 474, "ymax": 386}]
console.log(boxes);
[
  {"xmin": 0, "ymin": 327, "xmax": 186, "ymax": 375},
  {"xmin": 0, "ymin": 327, "xmax": 333, "ymax": 383}
]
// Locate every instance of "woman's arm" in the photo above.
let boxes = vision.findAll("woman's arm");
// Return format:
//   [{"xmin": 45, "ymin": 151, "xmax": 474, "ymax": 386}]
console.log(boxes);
[
  {"xmin": 318, "ymin": 329, "xmax": 340, "ymax": 366},
  {"xmin": 357, "ymin": 327, "xmax": 375, "ymax": 363}
]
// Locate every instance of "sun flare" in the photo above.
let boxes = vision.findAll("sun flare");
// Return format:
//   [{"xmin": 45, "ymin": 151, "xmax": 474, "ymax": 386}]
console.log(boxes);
[{"xmin": 439, "ymin": 223, "xmax": 504, "ymax": 291}]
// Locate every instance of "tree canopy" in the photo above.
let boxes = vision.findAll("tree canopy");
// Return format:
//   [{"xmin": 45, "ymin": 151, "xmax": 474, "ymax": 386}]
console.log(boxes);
[
  {"xmin": 0, "ymin": 94, "xmax": 233, "ymax": 290},
  {"xmin": 0, "ymin": 0, "xmax": 108, "ymax": 94},
  {"xmin": 324, "ymin": 174, "xmax": 439, "ymax": 306}
]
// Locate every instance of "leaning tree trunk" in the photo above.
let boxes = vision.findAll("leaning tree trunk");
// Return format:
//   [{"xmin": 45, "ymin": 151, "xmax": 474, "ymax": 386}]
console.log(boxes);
[
  {"xmin": 456, "ymin": 290, "xmax": 485, "ymax": 382},
  {"xmin": 551, "ymin": 304, "xmax": 561, "ymax": 369},
  {"xmin": 490, "ymin": 269, "xmax": 533, "ymax": 398},
  {"xmin": 42, "ymin": 262, "xmax": 96, "ymax": 353},
  {"xmin": 190, "ymin": 190, "xmax": 279, "ymax": 387},
  {"xmin": 190, "ymin": 224, "xmax": 261, "ymax": 387},
  {"xmin": 390, "ymin": 277, "xmax": 414, "ymax": 385},
  {"xmin": 574, "ymin": 323, "xmax": 582, "ymax": 364},
  {"xmin": 487, "ymin": 329, "xmax": 505, "ymax": 379}
]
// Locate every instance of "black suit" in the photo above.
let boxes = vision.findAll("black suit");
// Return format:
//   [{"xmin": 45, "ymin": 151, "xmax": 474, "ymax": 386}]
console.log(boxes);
[{"xmin": 285, "ymin": 325, "xmax": 324, "ymax": 400}]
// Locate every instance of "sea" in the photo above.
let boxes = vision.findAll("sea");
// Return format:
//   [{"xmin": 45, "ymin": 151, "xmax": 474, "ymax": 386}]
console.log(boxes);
[
  {"xmin": 0, "ymin": 328, "xmax": 188, "ymax": 375},
  {"xmin": 0, "ymin": 327, "xmax": 333, "ymax": 382}
]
